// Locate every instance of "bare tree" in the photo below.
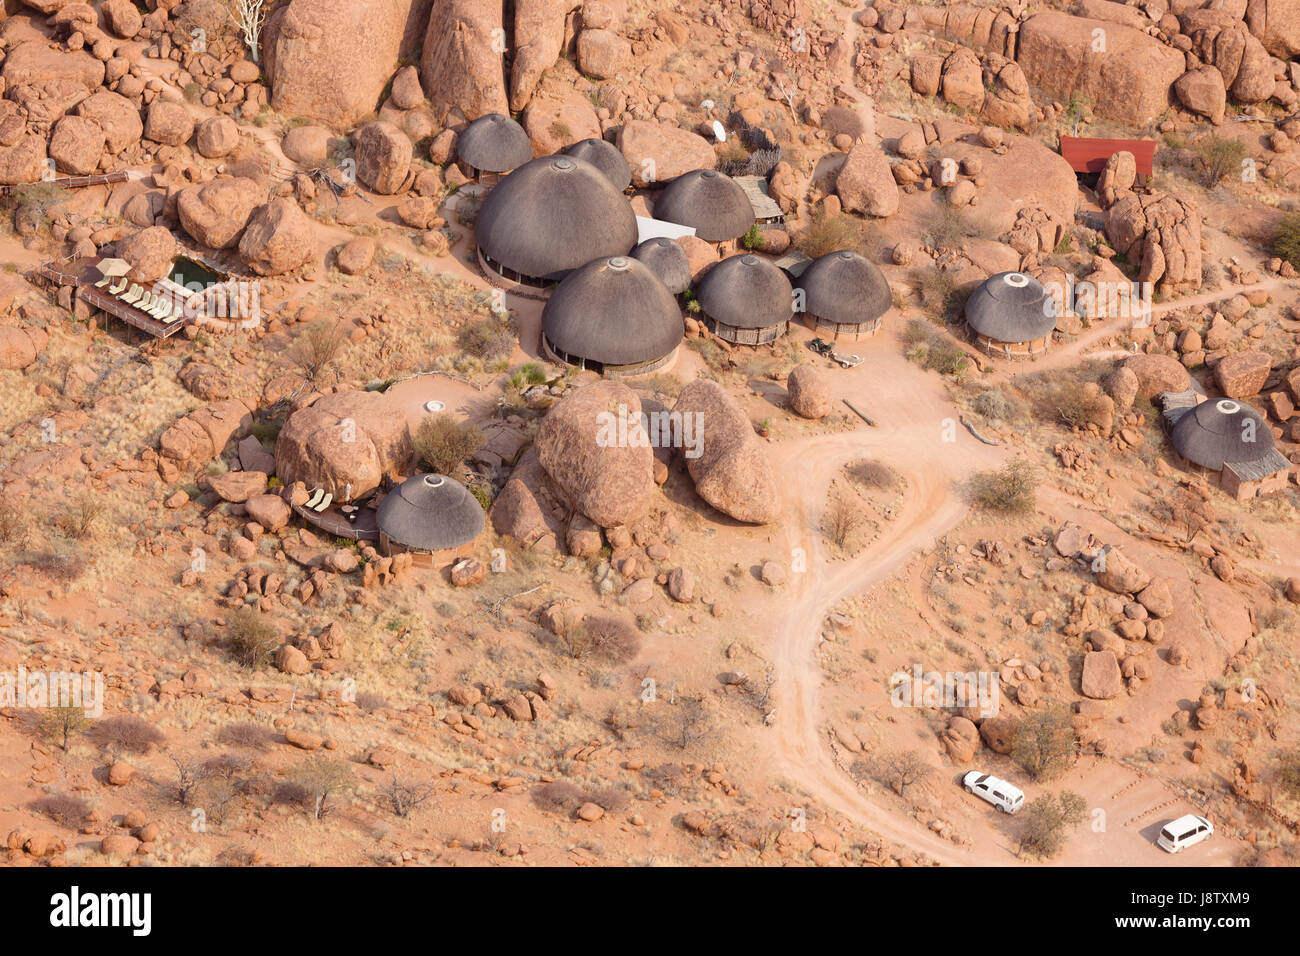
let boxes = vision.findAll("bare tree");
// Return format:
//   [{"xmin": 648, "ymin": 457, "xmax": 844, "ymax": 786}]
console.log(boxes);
[
  {"xmin": 293, "ymin": 758, "xmax": 351, "ymax": 820},
  {"xmin": 381, "ymin": 776, "xmax": 436, "ymax": 818},
  {"xmin": 874, "ymin": 749, "xmax": 933, "ymax": 798},
  {"xmin": 289, "ymin": 319, "xmax": 347, "ymax": 385},
  {"xmin": 170, "ymin": 755, "xmax": 207, "ymax": 806},
  {"xmin": 824, "ymin": 492, "xmax": 863, "ymax": 548},
  {"xmin": 224, "ymin": 0, "xmax": 268, "ymax": 63}
]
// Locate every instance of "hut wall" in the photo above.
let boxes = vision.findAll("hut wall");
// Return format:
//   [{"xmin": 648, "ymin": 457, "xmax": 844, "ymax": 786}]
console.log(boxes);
[
  {"xmin": 1221, "ymin": 463, "xmax": 1288, "ymax": 500},
  {"xmin": 810, "ymin": 315, "xmax": 882, "ymax": 340},
  {"xmin": 378, "ymin": 532, "xmax": 476, "ymax": 569},
  {"xmin": 541, "ymin": 335, "xmax": 676, "ymax": 376},
  {"xmin": 709, "ymin": 318, "xmax": 787, "ymax": 346},
  {"xmin": 476, "ymin": 247, "xmax": 553, "ymax": 300},
  {"xmin": 972, "ymin": 330, "xmax": 1050, "ymax": 359}
]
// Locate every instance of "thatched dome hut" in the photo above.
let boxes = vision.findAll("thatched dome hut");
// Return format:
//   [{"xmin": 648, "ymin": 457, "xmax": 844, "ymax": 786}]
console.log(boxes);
[
  {"xmin": 456, "ymin": 113, "xmax": 533, "ymax": 183},
  {"xmin": 564, "ymin": 137, "xmax": 631, "ymax": 191},
  {"xmin": 795, "ymin": 250, "xmax": 891, "ymax": 339},
  {"xmin": 631, "ymin": 237, "xmax": 691, "ymax": 295},
  {"xmin": 376, "ymin": 474, "xmax": 485, "ymax": 568},
  {"xmin": 541, "ymin": 256, "xmax": 682, "ymax": 374},
  {"xmin": 695, "ymin": 253, "xmax": 792, "ymax": 345},
  {"xmin": 476, "ymin": 155, "xmax": 639, "ymax": 297},
  {"xmin": 653, "ymin": 169, "xmax": 754, "ymax": 243},
  {"xmin": 1171, "ymin": 398, "xmax": 1274, "ymax": 471},
  {"xmin": 965, "ymin": 271, "xmax": 1054, "ymax": 359}
]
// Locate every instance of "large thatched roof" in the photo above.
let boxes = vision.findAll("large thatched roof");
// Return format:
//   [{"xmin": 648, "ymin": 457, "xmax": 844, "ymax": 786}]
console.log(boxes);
[
  {"xmin": 653, "ymin": 169, "xmax": 754, "ymax": 242},
  {"xmin": 795, "ymin": 250, "xmax": 891, "ymax": 325},
  {"xmin": 1171, "ymin": 398, "xmax": 1274, "ymax": 471},
  {"xmin": 564, "ymin": 137, "xmax": 631, "ymax": 191},
  {"xmin": 696, "ymin": 253, "xmax": 793, "ymax": 329},
  {"xmin": 476, "ymin": 155, "xmax": 639, "ymax": 279},
  {"xmin": 457, "ymin": 113, "xmax": 533, "ymax": 173},
  {"xmin": 965, "ymin": 271, "xmax": 1055, "ymax": 342},
  {"xmin": 631, "ymin": 237, "xmax": 691, "ymax": 294},
  {"xmin": 376, "ymin": 474, "xmax": 485, "ymax": 551},
  {"xmin": 543, "ymin": 256, "xmax": 683, "ymax": 366}
]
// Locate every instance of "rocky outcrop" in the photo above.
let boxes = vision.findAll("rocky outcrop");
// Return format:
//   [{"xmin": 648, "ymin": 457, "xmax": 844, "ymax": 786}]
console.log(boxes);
[
  {"xmin": 618, "ymin": 120, "xmax": 716, "ymax": 187},
  {"xmin": 1123, "ymin": 353, "xmax": 1191, "ymax": 397},
  {"xmin": 177, "ymin": 177, "xmax": 264, "ymax": 250},
  {"xmin": 275, "ymin": 391, "xmax": 413, "ymax": 499},
  {"xmin": 239, "ymin": 199, "xmax": 315, "ymax": 276},
  {"xmin": 159, "ymin": 400, "xmax": 254, "ymax": 470},
  {"xmin": 787, "ymin": 365, "xmax": 833, "ymax": 419},
  {"xmin": 836, "ymin": 140, "xmax": 899, "ymax": 218},
  {"xmin": 1105, "ymin": 184, "xmax": 1202, "ymax": 294},
  {"xmin": 535, "ymin": 382, "xmax": 656, "ymax": 529},
  {"xmin": 1174, "ymin": 67, "xmax": 1228, "ymax": 124},
  {"xmin": 352, "ymin": 122, "xmax": 412, "ymax": 195},
  {"xmin": 490, "ymin": 447, "xmax": 567, "ymax": 551},
  {"xmin": 421, "ymin": 0, "xmax": 509, "ymax": 123},
  {"xmin": 1245, "ymin": 0, "xmax": 1300, "ymax": 59},
  {"xmin": 510, "ymin": 0, "xmax": 580, "ymax": 111},
  {"xmin": 117, "ymin": 226, "xmax": 176, "ymax": 283},
  {"xmin": 264, "ymin": 0, "xmax": 432, "ymax": 127},
  {"xmin": 75, "ymin": 91, "xmax": 143, "ymax": 155},
  {"xmin": 1214, "ymin": 350, "xmax": 1272, "ymax": 398},
  {"xmin": 1016, "ymin": 13, "xmax": 1184, "ymax": 127},
  {"xmin": 673, "ymin": 379, "xmax": 780, "ymax": 524}
]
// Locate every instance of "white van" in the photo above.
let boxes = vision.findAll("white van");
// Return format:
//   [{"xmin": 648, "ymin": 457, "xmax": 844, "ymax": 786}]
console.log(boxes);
[
  {"xmin": 1157, "ymin": 814, "xmax": 1214, "ymax": 853},
  {"xmin": 961, "ymin": 770, "xmax": 1024, "ymax": 814}
]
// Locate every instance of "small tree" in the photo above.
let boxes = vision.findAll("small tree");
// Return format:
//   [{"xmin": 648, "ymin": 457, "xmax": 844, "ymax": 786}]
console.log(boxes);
[
  {"xmin": 874, "ymin": 749, "xmax": 933, "ymax": 798},
  {"xmin": 412, "ymin": 416, "xmax": 484, "ymax": 475},
  {"xmin": 654, "ymin": 694, "xmax": 715, "ymax": 752},
  {"xmin": 1011, "ymin": 708, "xmax": 1079, "ymax": 781},
  {"xmin": 382, "ymin": 776, "xmax": 436, "ymax": 818},
  {"xmin": 170, "ymin": 755, "xmax": 207, "ymax": 806},
  {"xmin": 40, "ymin": 706, "xmax": 91, "ymax": 752},
  {"xmin": 293, "ymin": 757, "xmax": 351, "ymax": 820},
  {"xmin": 970, "ymin": 459, "xmax": 1039, "ymax": 513},
  {"xmin": 740, "ymin": 223, "xmax": 763, "ymax": 250},
  {"xmin": 290, "ymin": 319, "xmax": 348, "ymax": 384},
  {"xmin": 1276, "ymin": 749, "xmax": 1300, "ymax": 801},
  {"xmin": 824, "ymin": 492, "xmax": 863, "ymax": 548},
  {"xmin": 224, "ymin": 0, "xmax": 268, "ymax": 64},
  {"xmin": 1192, "ymin": 134, "xmax": 1248, "ymax": 188},
  {"xmin": 1273, "ymin": 212, "xmax": 1300, "ymax": 271},
  {"xmin": 226, "ymin": 607, "xmax": 280, "ymax": 669},
  {"xmin": 1017, "ymin": 790, "xmax": 1087, "ymax": 859}
]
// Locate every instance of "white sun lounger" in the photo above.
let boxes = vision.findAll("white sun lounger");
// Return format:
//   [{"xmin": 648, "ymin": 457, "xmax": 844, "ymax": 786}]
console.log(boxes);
[
  {"xmin": 304, "ymin": 488, "xmax": 324, "ymax": 510},
  {"xmin": 120, "ymin": 285, "xmax": 144, "ymax": 305},
  {"xmin": 108, "ymin": 277, "xmax": 129, "ymax": 295},
  {"xmin": 314, "ymin": 493, "xmax": 333, "ymax": 513},
  {"xmin": 94, "ymin": 274, "xmax": 113, "ymax": 288}
]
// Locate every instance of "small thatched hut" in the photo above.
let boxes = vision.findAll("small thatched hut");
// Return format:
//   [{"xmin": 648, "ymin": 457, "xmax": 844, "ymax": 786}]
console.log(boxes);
[
  {"xmin": 476, "ymin": 155, "xmax": 638, "ymax": 298},
  {"xmin": 376, "ymin": 474, "xmax": 485, "ymax": 568},
  {"xmin": 795, "ymin": 250, "xmax": 891, "ymax": 339},
  {"xmin": 695, "ymin": 253, "xmax": 793, "ymax": 345},
  {"xmin": 653, "ymin": 169, "xmax": 754, "ymax": 243},
  {"xmin": 564, "ymin": 137, "xmax": 632, "ymax": 191},
  {"xmin": 1167, "ymin": 396, "xmax": 1289, "ymax": 499},
  {"xmin": 631, "ymin": 237, "xmax": 691, "ymax": 295},
  {"xmin": 456, "ymin": 113, "xmax": 533, "ymax": 184},
  {"xmin": 541, "ymin": 255, "xmax": 683, "ymax": 374},
  {"xmin": 964, "ymin": 271, "xmax": 1054, "ymax": 359}
]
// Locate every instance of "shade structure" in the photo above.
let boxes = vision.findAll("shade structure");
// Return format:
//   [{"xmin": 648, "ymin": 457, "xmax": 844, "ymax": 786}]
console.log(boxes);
[
  {"xmin": 695, "ymin": 253, "xmax": 793, "ymax": 345},
  {"xmin": 376, "ymin": 474, "xmax": 485, "ymax": 555},
  {"xmin": 542, "ymin": 255, "xmax": 683, "ymax": 373},
  {"xmin": 631, "ymin": 237, "xmax": 691, "ymax": 295},
  {"xmin": 1171, "ymin": 398, "xmax": 1274, "ymax": 471},
  {"xmin": 457, "ymin": 113, "xmax": 533, "ymax": 176},
  {"xmin": 965, "ymin": 271, "xmax": 1055, "ymax": 358},
  {"xmin": 476, "ymin": 155, "xmax": 639, "ymax": 289},
  {"xmin": 564, "ymin": 137, "xmax": 632, "ymax": 191},
  {"xmin": 795, "ymin": 249, "xmax": 891, "ymax": 337},
  {"xmin": 653, "ymin": 169, "xmax": 754, "ymax": 242}
]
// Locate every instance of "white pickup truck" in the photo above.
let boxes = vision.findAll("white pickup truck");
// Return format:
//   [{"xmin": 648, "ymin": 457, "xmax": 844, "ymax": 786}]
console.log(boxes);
[{"xmin": 961, "ymin": 770, "xmax": 1025, "ymax": 814}]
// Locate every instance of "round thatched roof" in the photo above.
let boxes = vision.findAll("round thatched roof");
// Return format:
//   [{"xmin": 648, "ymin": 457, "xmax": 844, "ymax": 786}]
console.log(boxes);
[
  {"xmin": 476, "ymin": 155, "xmax": 639, "ymax": 280},
  {"xmin": 653, "ymin": 169, "xmax": 754, "ymax": 242},
  {"xmin": 795, "ymin": 250, "xmax": 891, "ymax": 325},
  {"xmin": 564, "ymin": 137, "xmax": 631, "ymax": 191},
  {"xmin": 965, "ymin": 272, "xmax": 1055, "ymax": 343},
  {"xmin": 631, "ymin": 237, "xmax": 691, "ymax": 295},
  {"xmin": 376, "ymin": 474, "xmax": 485, "ymax": 552},
  {"xmin": 457, "ymin": 113, "xmax": 533, "ymax": 174},
  {"xmin": 696, "ymin": 253, "xmax": 793, "ymax": 329},
  {"xmin": 543, "ymin": 256, "xmax": 683, "ymax": 366},
  {"xmin": 1171, "ymin": 398, "xmax": 1274, "ymax": 471}
]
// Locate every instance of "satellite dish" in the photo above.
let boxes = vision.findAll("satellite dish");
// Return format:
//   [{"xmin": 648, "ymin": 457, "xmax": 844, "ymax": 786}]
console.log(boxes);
[{"xmin": 712, "ymin": 120, "xmax": 727, "ymax": 143}]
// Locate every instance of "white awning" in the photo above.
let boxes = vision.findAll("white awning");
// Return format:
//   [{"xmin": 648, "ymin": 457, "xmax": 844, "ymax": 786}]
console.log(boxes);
[{"xmin": 636, "ymin": 216, "xmax": 696, "ymax": 243}]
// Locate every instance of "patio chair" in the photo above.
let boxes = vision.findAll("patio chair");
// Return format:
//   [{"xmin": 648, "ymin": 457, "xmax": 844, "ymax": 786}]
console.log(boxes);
[
  {"xmin": 304, "ymin": 488, "xmax": 324, "ymax": 510},
  {"xmin": 108, "ymin": 277, "xmax": 129, "ymax": 295},
  {"xmin": 314, "ymin": 493, "xmax": 333, "ymax": 513},
  {"xmin": 137, "ymin": 291, "xmax": 155, "ymax": 310},
  {"xmin": 93, "ymin": 274, "xmax": 113, "ymax": 288},
  {"xmin": 120, "ymin": 285, "xmax": 144, "ymax": 305}
]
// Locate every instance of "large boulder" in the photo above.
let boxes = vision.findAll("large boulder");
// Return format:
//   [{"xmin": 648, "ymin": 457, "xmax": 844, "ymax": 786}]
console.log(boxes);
[
  {"xmin": 1016, "ymin": 13, "xmax": 1185, "ymax": 127},
  {"xmin": 265, "ymin": 0, "xmax": 431, "ymax": 128},
  {"xmin": 1081, "ymin": 650, "xmax": 1123, "ymax": 699},
  {"xmin": 143, "ymin": 100, "xmax": 194, "ymax": 147},
  {"xmin": 1213, "ymin": 350, "xmax": 1271, "ymax": 398},
  {"xmin": 940, "ymin": 47, "xmax": 985, "ymax": 112},
  {"xmin": 275, "ymin": 391, "xmax": 413, "ymax": 499},
  {"xmin": 535, "ymin": 381, "xmax": 656, "ymax": 528},
  {"xmin": 510, "ymin": 0, "xmax": 579, "ymax": 111},
  {"xmin": 420, "ymin": 0, "xmax": 509, "ymax": 122},
  {"xmin": 238, "ymin": 199, "xmax": 315, "ymax": 276},
  {"xmin": 672, "ymin": 379, "xmax": 781, "ymax": 524},
  {"xmin": 1094, "ymin": 545, "xmax": 1152, "ymax": 595},
  {"xmin": 159, "ymin": 400, "xmax": 254, "ymax": 467},
  {"xmin": 117, "ymin": 226, "xmax": 177, "ymax": 283},
  {"xmin": 101, "ymin": 0, "xmax": 143, "ymax": 38},
  {"xmin": 0, "ymin": 325, "xmax": 46, "ymax": 371},
  {"xmin": 47, "ymin": 115, "xmax": 103, "ymax": 175},
  {"xmin": 352, "ymin": 121, "xmax": 412, "ymax": 195},
  {"xmin": 522, "ymin": 87, "xmax": 600, "ymax": 155},
  {"xmin": 177, "ymin": 177, "xmax": 264, "ymax": 249},
  {"xmin": 1174, "ymin": 67, "xmax": 1227, "ymax": 124},
  {"xmin": 1245, "ymin": 0, "xmax": 1300, "ymax": 58},
  {"xmin": 1123, "ymin": 353, "xmax": 1191, "ymax": 397},
  {"xmin": 618, "ymin": 120, "xmax": 716, "ymax": 187},
  {"xmin": 576, "ymin": 29, "xmax": 630, "ymax": 80},
  {"xmin": 76, "ymin": 91, "xmax": 143, "ymax": 154},
  {"xmin": 281, "ymin": 125, "xmax": 332, "ymax": 166},
  {"xmin": 195, "ymin": 116, "xmax": 240, "ymax": 158},
  {"xmin": 1, "ymin": 41, "xmax": 105, "ymax": 91},
  {"xmin": 0, "ymin": 134, "xmax": 48, "ymax": 185},
  {"xmin": 836, "ymin": 140, "xmax": 899, "ymax": 218},
  {"xmin": 787, "ymin": 364, "xmax": 833, "ymax": 419},
  {"xmin": 489, "ymin": 447, "xmax": 568, "ymax": 550}
]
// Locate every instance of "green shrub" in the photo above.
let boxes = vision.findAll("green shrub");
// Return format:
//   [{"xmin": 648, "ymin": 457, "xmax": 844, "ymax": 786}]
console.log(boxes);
[
  {"xmin": 1192, "ymin": 133, "xmax": 1248, "ymax": 187},
  {"xmin": 1273, "ymin": 211, "xmax": 1300, "ymax": 270},
  {"xmin": 413, "ymin": 416, "xmax": 483, "ymax": 475},
  {"xmin": 226, "ymin": 608, "xmax": 280, "ymax": 669},
  {"xmin": 970, "ymin": 459, "xmax": 1039, "ymax": 513},
  {"xmin": 457, "ymin": 315, "xmax": 516, "ymax": 362}
]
